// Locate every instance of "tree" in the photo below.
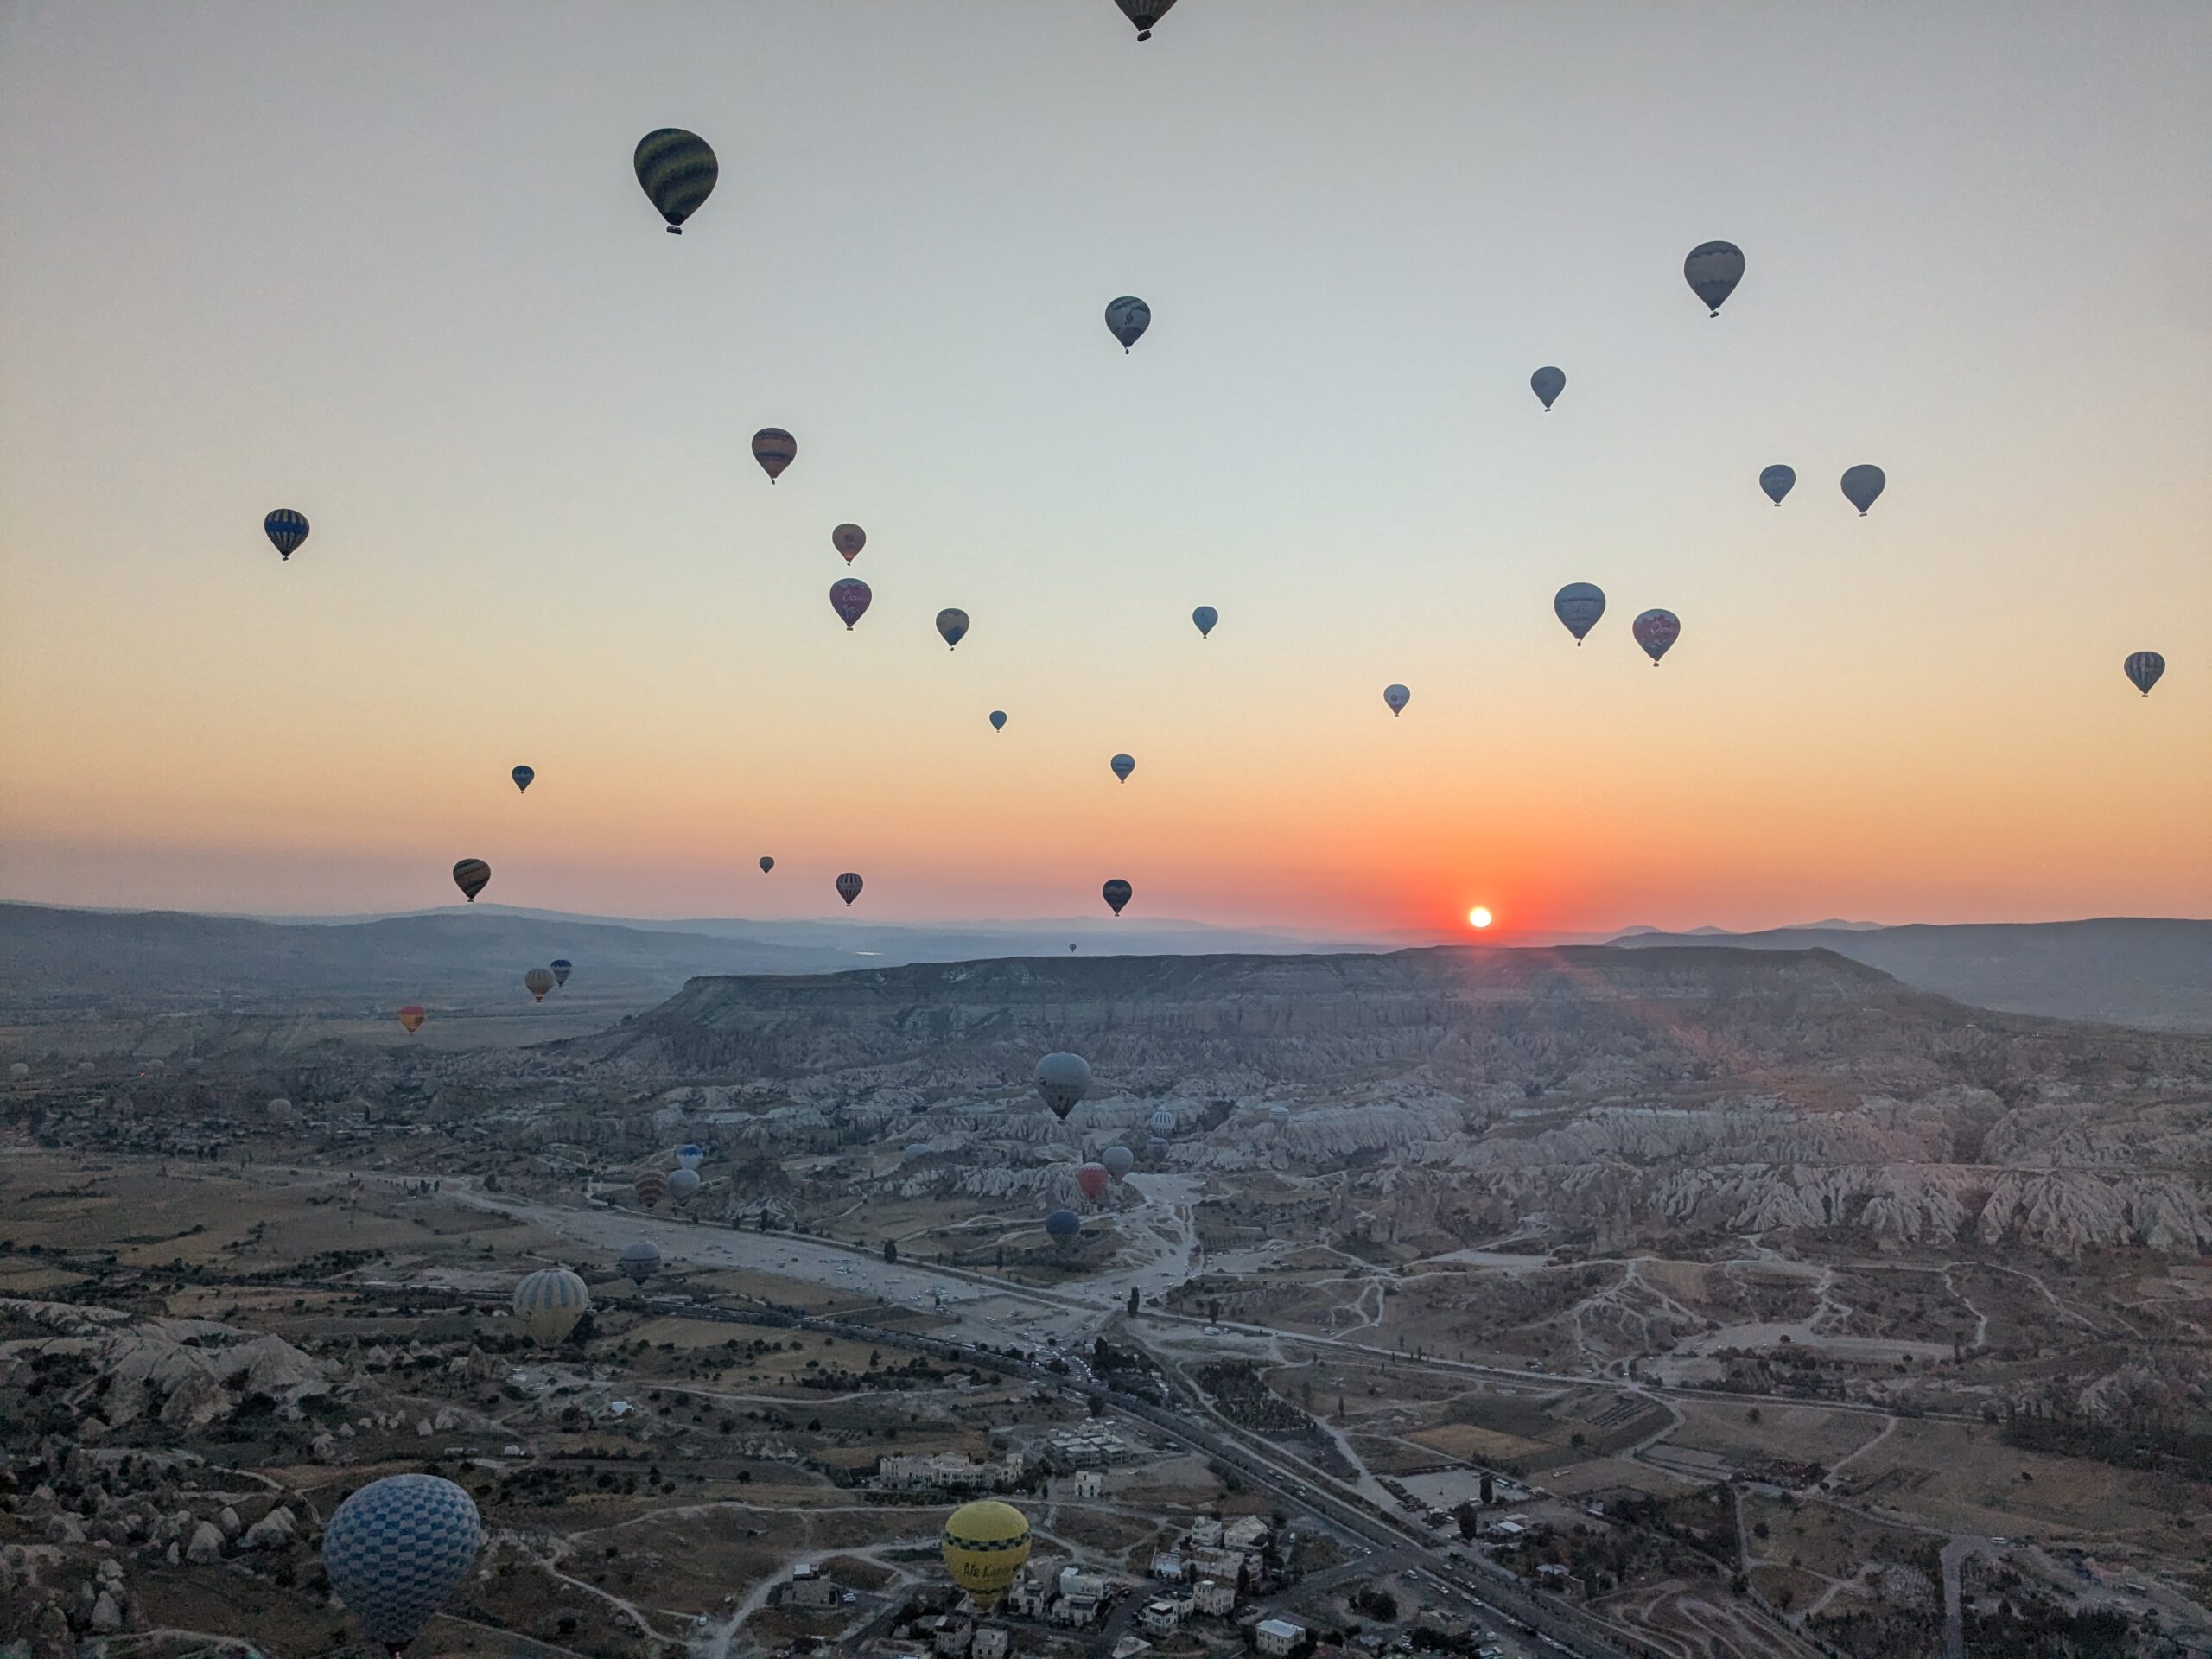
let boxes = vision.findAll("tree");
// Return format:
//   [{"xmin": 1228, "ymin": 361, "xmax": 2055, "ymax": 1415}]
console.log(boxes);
[
  {"xmin": 1479, "ymin": 1472, "xmax": 1495, "ymax": 1505},
  {"xmin": 1455, "ymin": 1502, "xmax": 1479, "ymax": 1541},
  {"xmin": 1128, "ymin": 1286, "xmax": 1141, "ymax": 1316},
  {"xmin": 883, "ymin": 1239, "xmax": 899, "ymax": 1265}
]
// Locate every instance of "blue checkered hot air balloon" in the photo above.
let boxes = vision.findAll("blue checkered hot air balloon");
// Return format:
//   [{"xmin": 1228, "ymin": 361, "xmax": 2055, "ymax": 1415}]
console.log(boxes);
[{"xmin": 321, "ymin": 1473, "xmax": 483, "ymax": 1655}]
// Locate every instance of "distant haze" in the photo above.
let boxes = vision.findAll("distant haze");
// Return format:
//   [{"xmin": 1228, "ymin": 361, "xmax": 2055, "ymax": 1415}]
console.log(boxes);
[{"xmin": 3, "ymin": 3, "xmax": 2206, "ymax": 934}]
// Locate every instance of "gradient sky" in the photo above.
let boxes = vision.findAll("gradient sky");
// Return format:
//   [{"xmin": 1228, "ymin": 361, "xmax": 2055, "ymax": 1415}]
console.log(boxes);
[{"xmin": 3, "ymin": 2, "xmax": 2207, "ymax": 937}]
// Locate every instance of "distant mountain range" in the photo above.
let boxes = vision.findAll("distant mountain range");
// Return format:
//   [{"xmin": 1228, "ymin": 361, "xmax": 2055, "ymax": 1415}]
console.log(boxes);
[
  {"xmin": 1606, "ymin": 918, "xmax": 2212, "ymax": 1033},
  {"xmin": 3, "ymin": 902, "xmax": 2203, "ymax": 1034}
]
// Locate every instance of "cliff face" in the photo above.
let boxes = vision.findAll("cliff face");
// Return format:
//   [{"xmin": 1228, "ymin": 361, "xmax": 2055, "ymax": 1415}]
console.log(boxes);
[{"xmin": 572, "ymin": 945, "xmax": 2212, "ymax": 1260}]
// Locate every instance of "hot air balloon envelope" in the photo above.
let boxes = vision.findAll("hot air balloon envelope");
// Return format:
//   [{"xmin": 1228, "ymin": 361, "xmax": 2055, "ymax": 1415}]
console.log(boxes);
[
  {"xmin": 943, "ymin": 1500, "xmax": 1032, "ymax": 1610},
  {"xmin": 1045, "ymin": 1208, "xmax": 1082, "ymax": 1240},
  {"xmin": 1115, "ymin": 0, "xmax": 1178, "ymax": 41},
  {"xmin": 550, "ymin": 958, "xmax": 572, "ymax": 986},
  {"xmin": 1145, "ymin": 1135, "xmax": 1170, "ymax": 1155},
  {"xmin": 1841, "ymin": 465, "xmax": 1886, "ymax": 515},
  {"xmin": 1149, "ymin": 1108, "xmax": 1176, "ymax": 1137},
  {"xmin": 1530, "ymin": 366, "xmax": 1565, "ymax": 410},
  {"xmin": 1103, "ymin": 1145, "xmax": 1135, "ymax": 1180},
  {"xmin": 1633, "ymin": 609, "xmax": 1681, "ymax": 664},
  {"xmin": 676, "ymin": 1143, "xmax": 702, "ymax": 1169},
  {"xmin": 524, "ymin": 967, "xmax": 556, "ymax": 1002},
  {"xmin": 512, "ymin": 1268, "xmax": 589, "ymax": 1348},
  {"xmin": 989, "ymin": 709, "xmax": 1007, "ymax": 731},
  {"xmin": 452, "ymin": 859, "xmax": 491, "ymax": 902},
  {"xmin": 1103, "ymin": 879, "xmax": 1132, "ymax": 917},
  {"xmin": 634, "ymin": 128, "xmax": 718, "ymax": 232},
  {"xmin": 836, "ymin": 872, "xmax": 864, "ymax": 907},
  {"xmin": 1554, "ymin": 583, "xmax": 1605, "ymax": 643},
  {"xmin": 1110, "ymin": 753, "xmax": 1135, "ymax": 782},
  {"xmin": 760, "ymin": 856, "xmax": 775, "ymax": 873},
  {"xmin": 1105, "ymin": 296, "xmax": 1151, "ymax": 351},
  {"xmin": 397, "ymin": 1005, "xmax": 427, "ymax": 1034},
  {"xmin": 264, "ymin": 509, "xmax": 308, "ymax": 560},
  {"xmin": 832, "ymin": 524, "xmax": 866, "ymax": 563},
  {"xmin": 634, "ymin": 1169, "xmax": 669, "ymax": 1210},
  {"xmin": 1759, "ymin": 465, "xmax": 1796, "ymax": 505},
  {"xmin": 620, "ymin": 1241, "xmax": 660, "ymax": 1285},
  {"xmin": 321, "ymin": 1475, "xmax": 484, "ymax": 1653},
  {"xmin": 1034, "ymin": 1052, "xmax": 1092, "ymax": 1120},
  {"xmin": 2125, "ymin": 651, "xmax": 2165, "ymax": 696},
  {"xmin": 1383, "ymin": 683, "xmax": 1410, "ymax": 716},
  {"xmin": 1684, "ymin": 240, "xmax": 1745, "ymax": 315},
  {"xmin": 668, "ymin": 1167, "xmax": 701, "ymax": 1204},
  {"xmin": 512, "ymin": 765, "xmax": 535, "ymax": 793},
  {"xmin": 753, "ymin": 428, "xmax": 797, "ymax": 481},
  {"xmin": 1192, "ymin": 605, "xmax": 1218, "ymax": 638},
  {"xmin": 936, "ymin": 608, "xmax": 970, "ymax": 650},
  {"xmin": 1076, "ymin": 1163, "xmax": 1110, "ymax": 1202},
  {"xmin": 830, "ymin": 579, "xmax": 872, "ymax": 630}
]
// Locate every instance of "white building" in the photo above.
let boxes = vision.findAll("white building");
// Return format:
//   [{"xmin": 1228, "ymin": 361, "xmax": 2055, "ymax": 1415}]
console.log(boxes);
[
  {"xmin": 877, "ymin": 1451, "xmax": 1024, "ymax": 1491},
  {"xmin": 1223, "ymin": 1516, "xmax": 1271, "ymax": 1552},
  {"xmin": 1193, "ymin": 1579, "xmax": 1236, "ymax": 1617},
  {"xmin": 1141, "ymin": 1593, "xmax": 1192, "ymax": 1635},
  {"xmin": 1257, "ymin": 1617, "xmax": 1308, "ymax": 1656},
  {"xmin": 1071, "ymin": 1469, "xmax": 1103, "ymax": 1499},
  {"xmin": 1188, "ymin": 1517, "xmax": 1224, "ymax": 1549},
  {"xmin": 970, "ymin": 1629, "xmax": 1008, "ymax": 1659}
]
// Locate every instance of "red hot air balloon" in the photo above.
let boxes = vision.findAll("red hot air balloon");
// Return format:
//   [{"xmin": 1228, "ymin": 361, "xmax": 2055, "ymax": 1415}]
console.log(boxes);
[
  {"xmin": 1076, "ymin": 1163, "xmax": 1109, "ymax": 1203},
  {"xmin": 397, "ymin": 1006, "xmax": 427, "ymax": 1034},
  {"xmin": 832, "ymin": 524, "xmax": 866, "ymax": 563},
  {"xmin": 633, "ymin": 1169, "xmax": 668, "ymax": 1210},
  {"xmin": 836, "ymin": 872, "xmax": 864, "ymax": 907},
  {"xmin": 830, "ymin": 579, "xmax": 872, "ymax": 631},
  {"xmin": 752, "ymin": 428, "xmax": 796, "ymax": 481}
]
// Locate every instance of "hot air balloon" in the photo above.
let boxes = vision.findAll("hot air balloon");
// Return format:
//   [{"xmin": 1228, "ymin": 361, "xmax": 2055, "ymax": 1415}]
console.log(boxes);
[
  {"xmin": 1144, "ymin": 1135, "xmax": 1170, "ymax": 1157},
  {"xmin": 619, "ymin": 1241, "xmax": 660, "ymax": 1286},
  {"xmin": 512, "ymin": 1268, "xmax": 589, "ymax": 1348},
  {"xmin": 668, "ymin": 1167, "xmax": 701, "ymax": 1205},
  {"xmin": 1034, "ymin": 1052, "xmax": 1092, "ymax": 1121},
  {"xmin": 550, "ymin": 959, "xmax": 572, "ymax": 987},
  {"xmin": 524, "ymin": 967, "xmax": 556, "ymax": 1002},
  {"xmin": 830, "ymin": 578, "xmax": 872, "ymax": 630},
  {"xmin": 1633, "ymin": 609, "xmax": 1681, "ymax": 665},
  {"xmin": 452, "ymin": 859, "xmax": 490, "ymax": 902},
  {"xmin": 2125, "ymin": 651, "xmax": 2165, "ymax": 696},
  {"xmin": 511, "ymin": 765, "xmax": 534, "ymax": 793},
  {"xmin": 1192, "ymin": 605, "xmax": 1217, "ymax": 639},
  {"xmin": 760, "ymin": 856, "xmax": 775, "ymax": 873},
  {"xmin": 1148, "ymin": 1109, "xmax": 1176, "ymax": 1138},
  {"xmin": 1268, "ymin": 1103, "xmax": 1291, "ymax": 1126},
  {"xmin": 1103, "ymin": 879, "xmax": 1132, "ymax": 917},
  {"xmin": 943, "ymin": 1500, "xmax": 1032, "ymax": 1610},
  {"xmin": 832, "ymin": 524, "xmax": 866, "ymax": 563},
  {"xmin": 1105, "ymin": 296, "xmax": 1151, "ymax": 352},
  {"xmin": 1383, "ymin": 683, "xmax": 1410, "ymax": 716},
  {"xmin": 936, "ymin": 608, "xmax": 970, "ymax": 650},
  {"xmin": 321, "ymin": 1474, "xmax": 484, "ymax": 1656},
  {"xmin": 1759, "ymin": 465, "xmax": 1796, "ymax": 505},
  {"xmin": 1045, "ymin": 1208, "xmax": 1082, "ymax": 1249},
  {"xmin": 633, "ymin": 1169, "xmax": 668, "ymax": 1210},
  {"xmin": 989, "ymin": 709, "xmax": 1007, "ymax": 731},
  {"xmin": 1115, "ymin": 0, "xmax": 1177, "ymax": 41},
  {"xmin": 397, "ymin": 1006, "xmax": 427, "ymax": 1035},
  {"xmin": 836, "ymin": 872, "xmax": 864, "ymax": 907},
  {"xmin": 634, "ymin": 128, "xmax": 718, "ymax": 233},
  {"xmin": 676, "ymin": 1144, "xmax": 703, "ymax": 1170},
  {"xmin": 1841, "ymin": 465, "xmax": 1886, "ymax": 516},
  {"xmin": 1076, "ymin": 1163, "xmax": 1110, "ymax": 1203},
  {"xmin": 1103, "ymin": 1145, "xmax": 1135, "ymax": 1180},
  {"xmin": 753, "ymin": 428, "xmax": 797, "ymax": 482},
  {"xmin": 1554, "ymin": 583, "xmax": 1605, "ymax": 645},
  {"xmin": 1530, "ymin": 366, "xmax": 1565, "ymax": 410},
  {"xmin": 1684, "ymin": 240, "xmax": 1745, "ymax": 315},
  {"xmin": 904, "ymin": 1141, "xmax": 930, "ymax": 1160},
  {"xmin": 1110, "ymin": 753, "xmax": 1135, "ymax": 782},
  {"xmin": 264, "ymin": 509, "xmax": 309, "ymax": 561}
]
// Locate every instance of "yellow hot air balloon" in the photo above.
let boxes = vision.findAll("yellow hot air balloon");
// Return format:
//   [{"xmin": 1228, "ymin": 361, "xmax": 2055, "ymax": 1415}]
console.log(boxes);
[
  {"xmin": 942, "ymin": 1500, "xmax": 1031, "ymax": 1610},
  {"xmin": 512, "ymin": 1268, "xmax": 589, "ymax": 1349}
]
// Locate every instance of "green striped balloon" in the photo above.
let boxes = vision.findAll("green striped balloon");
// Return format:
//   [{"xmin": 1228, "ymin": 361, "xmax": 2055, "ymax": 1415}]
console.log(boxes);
[{"xmin": 633, "ymin": 129, "xmax": 718, "ymax": 233}]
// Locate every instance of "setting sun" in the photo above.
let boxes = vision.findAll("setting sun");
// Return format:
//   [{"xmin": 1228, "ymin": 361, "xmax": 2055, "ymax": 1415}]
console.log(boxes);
[{"xmin": 1467, "ymin": 906, "xmax": 1493, "ymax": 929}]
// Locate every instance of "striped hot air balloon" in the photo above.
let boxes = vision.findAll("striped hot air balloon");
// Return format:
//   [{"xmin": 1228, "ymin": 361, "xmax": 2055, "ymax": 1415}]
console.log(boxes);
[
  {"xmin": 752, "ymin": 428, "xmax": 797, "ymax": 482},
  {"xmin": 2125, "ymin": 652, "xmax": 2165, "ymax": 697},
  {"xmin": 1683, "ymin": 240, "xmax": 1745, "ymax": 315},
  {"xmin": 452, "ymin": 860, "xmax": 491, "ymax": 902},
  {"xmin": 633, "ymin": 1169, "xmax": 669, "ymax": 1210},
  {"xmin": 512, "ymin": 1268, "xmax": 589, "ymax": 1348},
  {"xmin": 264, "ymin": 509, "xmax": 309, "ymax": 561},
  {"xmin": 524, "ymin": 967, "xmax": 556, "ymax": 1002},
  {"xmin": 321, "ymin": 1475, "xmax": 484, "ymax": 1656},
  {"xmin": 836, "ymin": 872, "xmax": 864, "ymax": 907},
  {"xmin": 633, "ymin": 128, "xmax": 718, "ymax": 233}
]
